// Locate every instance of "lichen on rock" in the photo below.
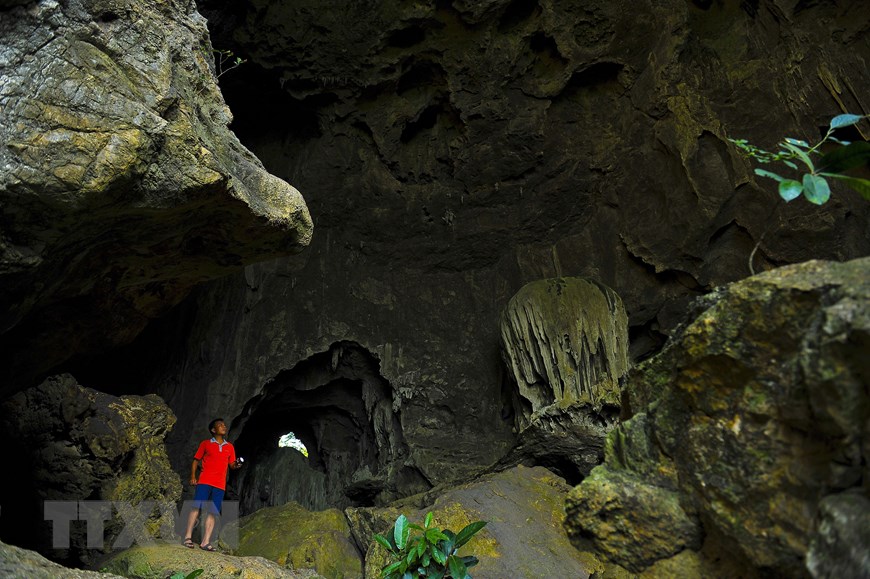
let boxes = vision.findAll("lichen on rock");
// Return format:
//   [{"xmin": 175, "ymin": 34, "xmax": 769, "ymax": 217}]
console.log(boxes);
[
  {"xmin": 219, "ymin": 501, "xmax": 362, "ymax": 579},
  {"xmin": 0, "ymin": 374, "xmax": 181, "ymax": 566},
  {"xmin": 565, "ymin": 258, "xmax": 870, "ymax": 578}
]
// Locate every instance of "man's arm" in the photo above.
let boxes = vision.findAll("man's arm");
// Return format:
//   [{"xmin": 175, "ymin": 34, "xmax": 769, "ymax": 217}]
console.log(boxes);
[{"xmin": 189, "ymin": 459, "xmax": 200, "ymax": 486}]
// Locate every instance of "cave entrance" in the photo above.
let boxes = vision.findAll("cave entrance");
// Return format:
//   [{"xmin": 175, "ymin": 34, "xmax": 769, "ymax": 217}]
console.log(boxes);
[
  {"xmin": 277, "ymin": 431, "xmax": 308, "ymax": 456},
  {"xmin": 229, "ymin": 341, "xmax": 429, "ymax": 515}
]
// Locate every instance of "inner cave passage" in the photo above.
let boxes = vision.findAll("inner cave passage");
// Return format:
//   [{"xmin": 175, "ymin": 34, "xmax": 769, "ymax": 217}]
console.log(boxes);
[{"xmin": 227, "ymin": 341, "xmax": 430, "ymax": 515}]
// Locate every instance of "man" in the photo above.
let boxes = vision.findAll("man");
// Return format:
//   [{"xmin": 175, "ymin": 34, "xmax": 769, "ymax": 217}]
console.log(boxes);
[{"xmin": 183, "ymin": 418, "xmax": 242, "ymax": 551}]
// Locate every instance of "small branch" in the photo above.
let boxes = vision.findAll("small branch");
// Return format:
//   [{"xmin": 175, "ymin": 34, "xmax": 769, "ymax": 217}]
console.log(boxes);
[{"xmin": 748, "ymin": 202, "xmax": 782, "ymax": 276}]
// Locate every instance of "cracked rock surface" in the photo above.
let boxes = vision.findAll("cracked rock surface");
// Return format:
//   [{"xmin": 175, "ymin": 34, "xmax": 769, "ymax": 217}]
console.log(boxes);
[{"xmin": 0, "ymin": 0, "xmax": 312, "ymax": 393}]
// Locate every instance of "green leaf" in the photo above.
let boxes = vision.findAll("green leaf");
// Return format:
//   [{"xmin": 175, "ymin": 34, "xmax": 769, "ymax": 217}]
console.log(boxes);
[
  {"xmin": 782, "ymin": 160, "xmax": 798, "ymax": 170},
  {"xmin": 818, "ymin": 142, "xmax": 870, "ymax": 173},
  {"xmin": 830, "ymin": 114, "xmax": 864, "ymax": 129},
  {"xmin": 425, "ymin": 512, "xmax": 434, "ymax": 529},
  {"xmin": 829, "ymin": 137, "xmax": 851, "ymax": 146},
  {"xmin": 426, "ymin": 528, "xmax": 449, "ymax": 544},
  {"xmin": 782, "ymin": 142, "xmax": 815, "ymax": 171},
  {"xmin": 394, "ymin": 515, "xmax": 409, "ymax": 550},
  {"xmin": 784, "ymin": 137, "xmax": 809, "ymax": 148},
  {"xmin": 821, "ymin": 173, "xmax": 870, "ymax": 201},
  {"xmin": 185, "ymin": 571, "xmax": 204, "ymax": 579},
  {"xmin": 778, "ymin": 179, "xmax": 803, "ymax": 202},
  {"xmin": 455, "ymin": 521, "xmax": 488, "ymax": 549},
  {"xmin": 382, "ymin": 561, "xmax": 403, "ymax": 576},
  {"xmin": 754, "ymin": 168, "xmax": 785, "ymax": 182},
  {"xmin": 402, "ymin": 572, "xmax": 413, "ymax": 579},
  {"xmin": 375, "ymin": 534, "xmax": 396, "ymax": 554},
  {"xmin": 802, "ymin": 174, "xmax": 831, "ymax": 205},
  {"xmin": 460, "ymin": 556, "xmax": 480, "ymax": 568},
  {"xmin": 422, "ymin": 552, "xmax": 431, "ymax": 567},
  {"xmin": 447, "ymin": 555, "xmax": 468, "ymax": 579},
  {"xmin": 431, "ymin": 547, "xmax": 447, "ymax": 565}
]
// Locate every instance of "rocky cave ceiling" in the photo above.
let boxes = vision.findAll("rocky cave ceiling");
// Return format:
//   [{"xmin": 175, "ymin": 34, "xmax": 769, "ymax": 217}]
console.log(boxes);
[{"xmin": 1, "ymin": 0, "xmax": 868, "ymax": 521}]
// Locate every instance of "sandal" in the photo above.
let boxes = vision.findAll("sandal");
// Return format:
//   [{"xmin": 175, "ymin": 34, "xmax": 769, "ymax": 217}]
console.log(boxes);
[
  {"xmin": 182, "ymin": 538, "xmax": 195, "ymax": 549},
  {"xmin": 200, "ymin": 543, "xmax": 217, "ymax": 552}
]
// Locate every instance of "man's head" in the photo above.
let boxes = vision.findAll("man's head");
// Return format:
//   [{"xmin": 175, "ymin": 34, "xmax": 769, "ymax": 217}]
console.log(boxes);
[{"xmin": 208, "ymin": 418, "xmax": 226, "ymax": 436}]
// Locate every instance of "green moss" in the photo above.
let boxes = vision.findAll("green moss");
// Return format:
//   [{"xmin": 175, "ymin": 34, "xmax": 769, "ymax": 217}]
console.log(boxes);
[{"xmin": 229, "ymin": 502, "xmax": 361, "ymax": 578}]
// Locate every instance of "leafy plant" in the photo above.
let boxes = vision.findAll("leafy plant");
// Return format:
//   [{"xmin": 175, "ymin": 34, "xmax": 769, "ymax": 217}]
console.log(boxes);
[
  {"xmin": 373, "ymin": 512, "xmax": 488, "ymax": 579},
  {"xmin": 169, "ymin": 570, "xmax": 204, "ymax": 579},
  {"xmin": 731, "ymin": 113, "xmax": 870, "ymax": 204},
  {"xmin": 213, "ymin": 49, "xmax": 247, "ymax": 79}
]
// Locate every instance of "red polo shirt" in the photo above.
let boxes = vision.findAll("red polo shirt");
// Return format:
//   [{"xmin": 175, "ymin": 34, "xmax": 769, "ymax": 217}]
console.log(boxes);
[{"xmin": 194, "ymin": 438, "xmax": 236, "ymax": 490}]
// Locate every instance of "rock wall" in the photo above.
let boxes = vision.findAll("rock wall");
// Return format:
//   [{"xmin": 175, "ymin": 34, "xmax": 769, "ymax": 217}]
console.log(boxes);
[
  {"xmin": 137, "ymin": 0, "xmax": 869, "ymax": 495},
  {"xmin": 0, "ymin": 0, "xmax": 312, "ymax": 393},
  {"xmin": 0, "ymin": 374, "xmax": 181, "ymax": 566},
  {"xmin": 565, "ymin": 258, "xmax": 870, "ymax": 577}
]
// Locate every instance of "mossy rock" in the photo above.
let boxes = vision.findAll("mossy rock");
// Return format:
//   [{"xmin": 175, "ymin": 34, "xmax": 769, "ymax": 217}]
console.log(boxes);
[
  {"xmin": 358, "ymin": 466, "xmax": 597, "ymax": 578},
  {"xmin": 101, "ymin": 543, "xmax": 322, "ymax": 579},
  {"xmin": 220, "ymin": 502, "xmax": 361, "ymax": 579}
]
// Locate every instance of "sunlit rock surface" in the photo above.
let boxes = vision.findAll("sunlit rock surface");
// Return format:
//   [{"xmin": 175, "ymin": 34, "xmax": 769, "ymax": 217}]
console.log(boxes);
[
  {"xmin": 219, "ymin": 501, "xmax": 362, "ymax": 579},
  {"xmin": 0, "ymin": 0, "xmax": 312, "ymax": 392},
  {"xmin": 0, "ymin": 539, "xmax": 127, "ymax": 579},
  {"xmin": 102, "ymin": 543, "xmax": 323, "ymax": 579},
  {"xmin": 566, "ymin": 258, "xmax": 870, "ymax": 578},
  {"xmin": 351, "ymin": 465, "xmax": 596, "ymax": 579}
]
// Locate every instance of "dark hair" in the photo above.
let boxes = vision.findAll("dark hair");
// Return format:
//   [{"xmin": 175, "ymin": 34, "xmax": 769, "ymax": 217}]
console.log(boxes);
[{"xmin": 208, "ymin": 418, "xmax": 225, "ymax": 434}]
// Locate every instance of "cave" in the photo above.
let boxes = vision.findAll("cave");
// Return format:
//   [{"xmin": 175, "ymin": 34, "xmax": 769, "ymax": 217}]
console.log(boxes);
[{"xmin": 228, "ymin": 341, "xmax": 429, "ymax": 515}]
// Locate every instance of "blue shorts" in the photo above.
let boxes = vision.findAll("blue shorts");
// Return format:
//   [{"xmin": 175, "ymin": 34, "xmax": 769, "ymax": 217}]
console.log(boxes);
[{"xmin": 192, "ymin": 484, "xmax": 225, "ymax": 514}]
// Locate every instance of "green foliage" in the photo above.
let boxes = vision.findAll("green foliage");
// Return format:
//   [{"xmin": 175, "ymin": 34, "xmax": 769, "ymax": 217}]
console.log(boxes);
[
  {"xmin": 373, "ymin": 512, "xmax": 488, "ymax": 579},
  {"xmin": 169, "ymin": 570, "xmax": 204, "ymax": 579},
  {"xmin": 213, "ymin": 49, "xmax": 247, "ymax": 78},
  {"xmin": 731, "ymin": 113, "xmax": 870, "ymax": 204}
]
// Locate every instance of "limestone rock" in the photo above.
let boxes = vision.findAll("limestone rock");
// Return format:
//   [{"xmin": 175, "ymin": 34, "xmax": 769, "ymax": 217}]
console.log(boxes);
[
  {"xmin": 219, "ymin": 502, "xmax": 362, "ymax": 579},
  {"xmin": 565, "ymin": 466, "xmax": 700, "ymax": 571},
  {"xmin": 565, "ymin": 258, "xmax": 870, "ymax": 577},
  {"xmin": 0, "ymin": 374, "xmax": 181, "ymax": 566},
  {"xmin": 501, "ymin": 277, "xmax": 629, "ymax": 418},
  {"xmin": 0, "ymin": 538, "xmax": 127, "ymax": 579},
  {"xmin": 119, "ymin": 0, "xmax": 870, "ymax": 499},
  {"xmin": 0, "ymin": 0, "xmax": 312, "ymax": 392},
  {"xmin": 806, "ymin": 493, "xmax": 870, "ymax": 579},
  {"xmin": 496, "ymin": 277, "xmax": 626, "ymax": 480},
  {"xmin": 352, "ymin": 465, "xmax": 596, "ymax": 579},
  {"xmin": 101, "ymin": 543, "xmax": 322, "ymax": 579}
]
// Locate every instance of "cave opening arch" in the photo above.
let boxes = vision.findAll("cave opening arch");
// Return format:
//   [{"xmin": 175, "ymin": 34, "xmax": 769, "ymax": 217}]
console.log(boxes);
[{"xmin": 229, "ymin": 341, "xmax": 430, "ymax": 514}]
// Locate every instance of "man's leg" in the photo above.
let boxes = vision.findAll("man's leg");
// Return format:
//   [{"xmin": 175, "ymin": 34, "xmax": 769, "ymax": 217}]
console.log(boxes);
[
  {"xmin": 200, "ymin": 486, "xmax": 224, "ymax": 549},
  {"xmin": 185, "ymin": 483, "xmax": 210, "ymax": 546},
  {"xmin": 184, "ymin": 508, "xmax": 199, "ymax": 541},
  {"xmin": 201, "ymin": 512, "xmax": 216, "ymax": 547}
]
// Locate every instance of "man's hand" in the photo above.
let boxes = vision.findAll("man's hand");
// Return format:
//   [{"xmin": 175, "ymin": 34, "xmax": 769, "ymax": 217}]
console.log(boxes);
[
  {"xmin": 189, "ymin": 477, "xmax": 197, "ymax": 486},
  {"xmin": 231, "ymin": 459, "xmax": 242, "ymax": 470}
]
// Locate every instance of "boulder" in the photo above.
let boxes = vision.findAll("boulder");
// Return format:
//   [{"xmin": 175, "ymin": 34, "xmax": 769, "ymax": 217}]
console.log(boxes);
[
  {"xmin": 566, "ymin": 258, "xmax": 870, "ymax": 577},
  {"xmin": 0, "ymin": 0, "xmax": 312, "ymax": 392},
  {"xmin": 101, "ymin": 544, "xmax": 322, "ymax": 579},
  {"xmin": 219, "ymin": 502, "xmax": 362, "ymax": 579},
  {"xmin": 351, "ymin": 465, "xmax": 596, "ymax": 579},
  {"xmin": 0, "ymin": 374, "xmax": 181, "ymax": 566},
  {"xmin": 0, "ymin": 538, "xmax": 126, "ymax": 579},
  {"xmin": 806, "ymin": 493, "xmax": 870, "ymax": 579}
]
